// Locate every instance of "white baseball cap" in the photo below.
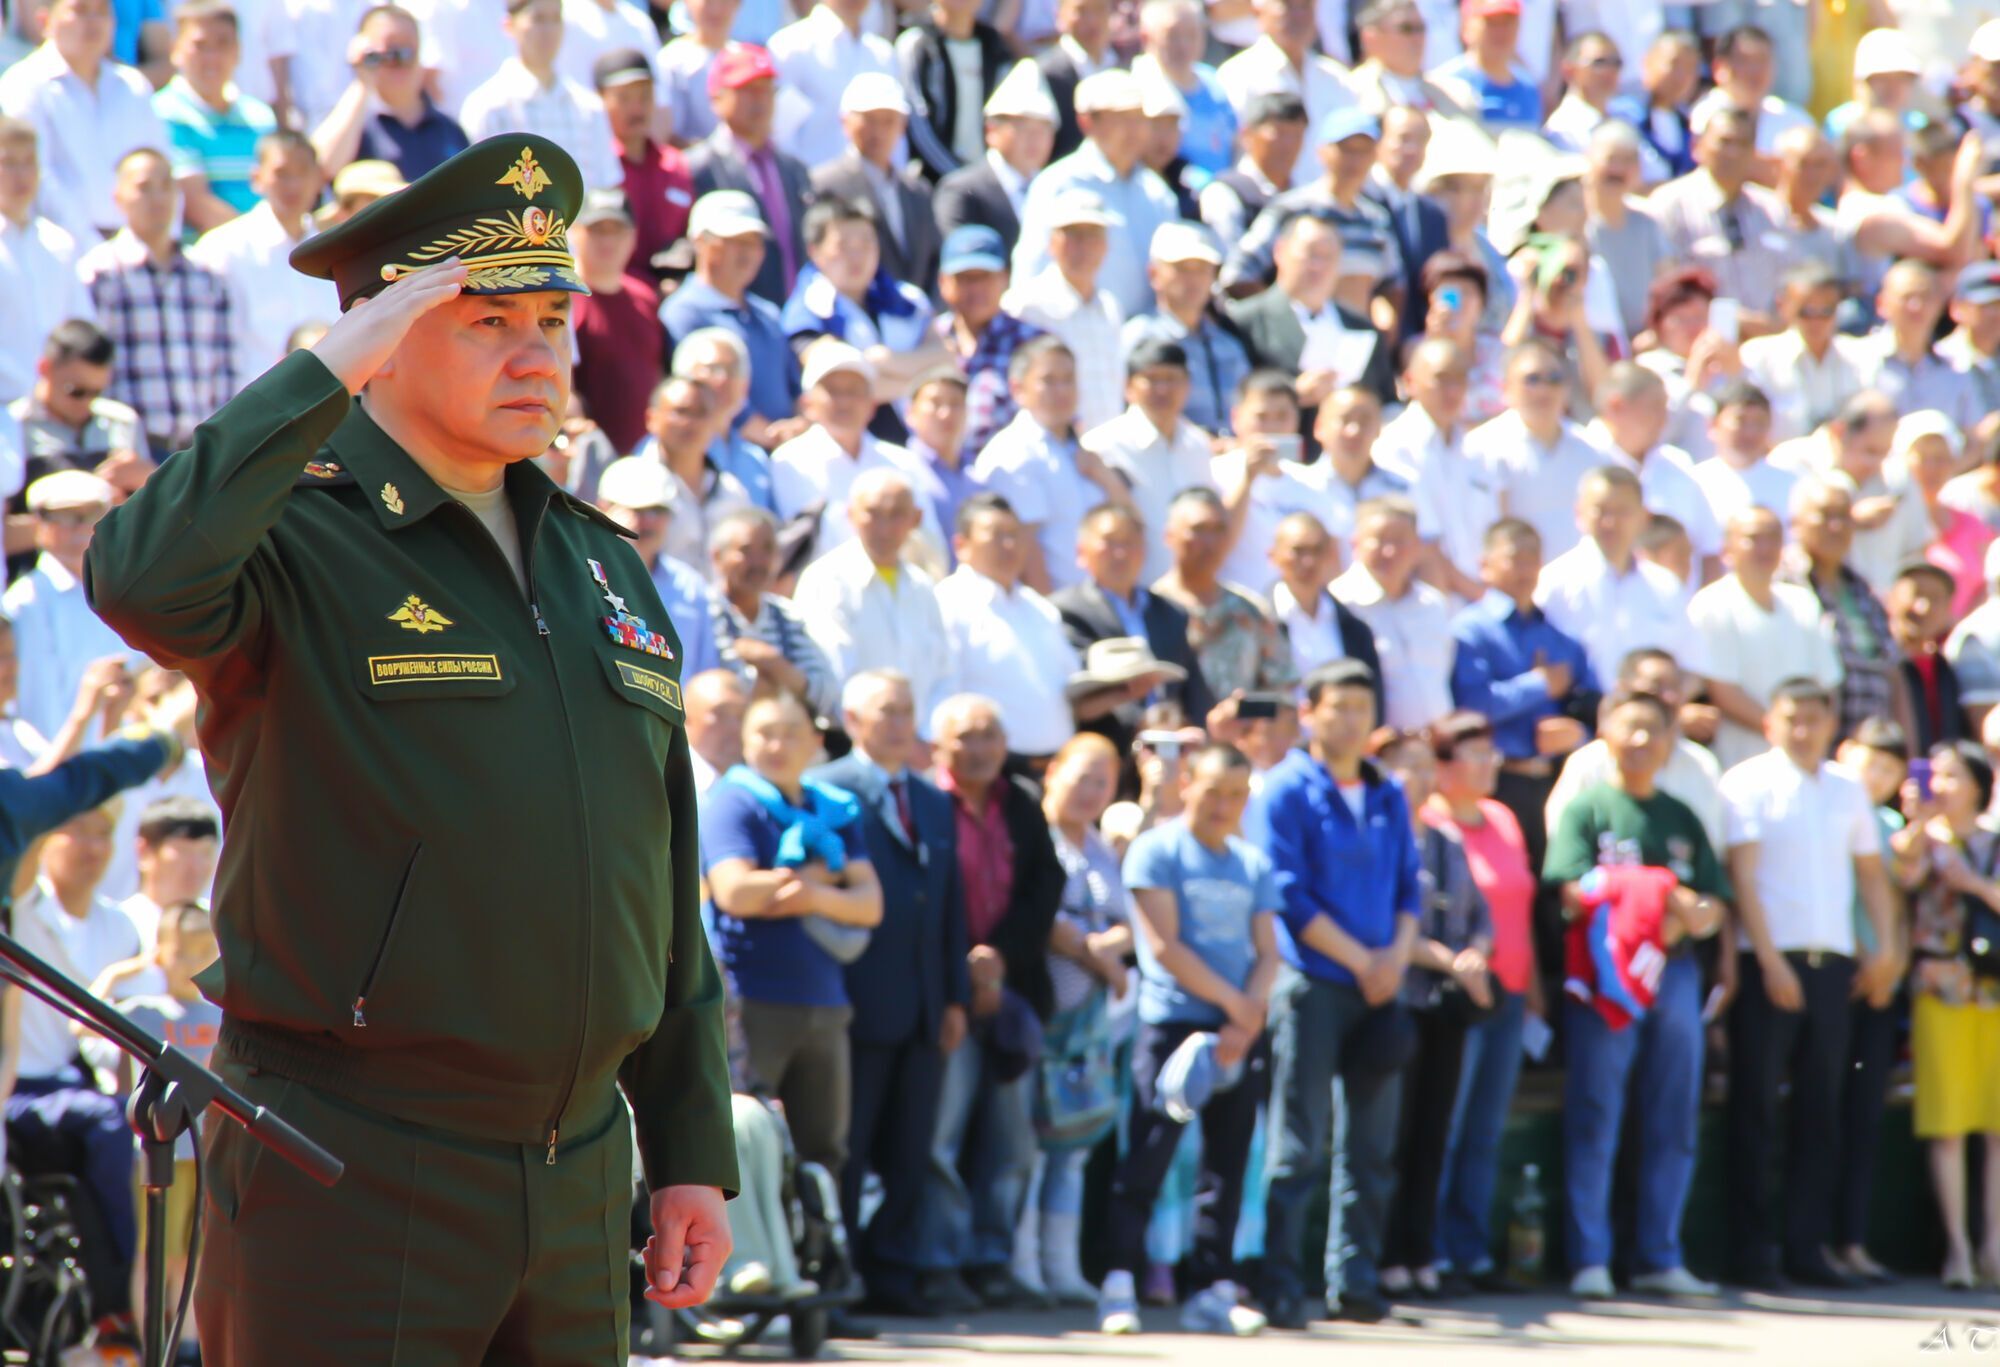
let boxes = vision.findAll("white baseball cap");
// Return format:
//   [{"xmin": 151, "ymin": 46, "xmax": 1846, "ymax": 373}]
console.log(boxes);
[
  {"xmin": 839, "ymin": 71, "xmax": 911, "ymax": 117},
  {"xmin": 26, "ymin": 469, "xmax": 113, "ymax": 513},
  {"xmin": 687, "ymin": 190, "xmax": 769, "ymax": 241},
  {"xmin": 801, "ymin": 340, "xmax": 878, "ymax": 391},
  {"xmin": 1976, "ymin": 20, "xmax": 2000, "ymax": 64},
  {"xmin": 1074, "ymin": 69, "xmax": 1145, "ymax": 114},
  {"xmin": 1046, "ymin": 190, "xmax": 1124, "ymax": 230},
  {"xmin": 1149, "ymin": 220, "xmax": 1222, "ymax": 265},
  {"xmin": 1852, "ymin": 27, "xmax": 1921, "ymax": 81},
  {"xmin": 1139, "ymin": 72, "xmax": 1187, "ymax": 121},
  {"xmin": 596, "ymin": 457, "xmax": 677, "ymax": 512},
  {"xmin": 984, "ymin": 60, "xmax": 1058, "ymax": 123}
]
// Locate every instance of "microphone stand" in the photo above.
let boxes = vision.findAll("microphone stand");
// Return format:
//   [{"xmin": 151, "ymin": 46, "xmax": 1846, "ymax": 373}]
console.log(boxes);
[{"xmin": 0, "ymin": 929, "xmax": 342, "ymax": 1367}]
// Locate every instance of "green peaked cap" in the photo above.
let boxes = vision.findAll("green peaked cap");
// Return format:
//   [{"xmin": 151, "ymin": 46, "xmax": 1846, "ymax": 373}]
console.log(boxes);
[{"xmin": 292, "ymin": 134, "xmax": 590, "ymax": 309}]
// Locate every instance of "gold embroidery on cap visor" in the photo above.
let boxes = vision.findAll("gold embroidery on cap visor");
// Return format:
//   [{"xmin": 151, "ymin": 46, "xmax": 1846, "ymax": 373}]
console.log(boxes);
[{"xmin": 375, "ymin": 208, "xmax": 580, "ymax": 289}]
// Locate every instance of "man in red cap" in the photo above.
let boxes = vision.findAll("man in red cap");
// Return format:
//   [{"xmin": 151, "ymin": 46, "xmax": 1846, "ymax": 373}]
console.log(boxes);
[
  {"xmin": 688, "ymin": 42, "xmax": 812, "ymax": 306},
  {"xmin": 1430, "ymin": 0, "xmax": 1544, "ymax": 132}
]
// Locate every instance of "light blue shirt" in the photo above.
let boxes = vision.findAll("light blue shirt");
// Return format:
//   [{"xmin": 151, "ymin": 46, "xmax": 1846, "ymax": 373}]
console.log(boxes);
[
  {"xmin": 1011, "ymin": 142, "xmax": 1181, "ymax": 320},
  {"xmin": 646, "ymin": 552, "xmax": 724, "ymax": 680},
  {"xmin": 1123, "ymin": 819, "xmax": 1276, "ymax": 1026}
]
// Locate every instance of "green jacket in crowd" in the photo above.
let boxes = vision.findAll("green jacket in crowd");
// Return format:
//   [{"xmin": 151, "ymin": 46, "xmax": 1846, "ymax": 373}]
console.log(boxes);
[{"xmin": 84, "ymin": 349, "xmax": 737, "ymax": 1193}]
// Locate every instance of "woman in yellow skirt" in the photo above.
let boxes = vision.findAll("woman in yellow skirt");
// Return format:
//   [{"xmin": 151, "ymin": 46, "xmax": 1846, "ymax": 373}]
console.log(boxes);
[{"xmin": 1907, "ymin": 741, "xmax": 2000, "ymax": 1289}]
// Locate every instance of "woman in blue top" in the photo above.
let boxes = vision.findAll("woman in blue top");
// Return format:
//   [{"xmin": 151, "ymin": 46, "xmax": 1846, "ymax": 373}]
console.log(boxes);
[
  {"xmin": 779, "ymin": 197, "xmax": 950, "ymax": 441},
  {"xmin": 700, "ymin": 691, "xmax": 883, "ymax": 1182},
  {"xmin": 1100, "ymin": 743, "xmax": 1281, "ymax": 1338}
]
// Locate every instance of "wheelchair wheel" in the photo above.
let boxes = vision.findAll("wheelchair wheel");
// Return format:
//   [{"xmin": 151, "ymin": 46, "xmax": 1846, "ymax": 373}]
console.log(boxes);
[{"xmin": 789, "ymin": 1304, "xmax": 828, "ymax": 1358}]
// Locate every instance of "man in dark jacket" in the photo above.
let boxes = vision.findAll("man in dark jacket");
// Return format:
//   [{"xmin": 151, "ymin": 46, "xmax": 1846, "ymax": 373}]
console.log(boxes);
[
  {"xmin": 811, "ymin": 669, "xmax": 975, "ymax": 1317},
  {"xmin": 811, "ymin": 74, "xmax": 944, "ymax": 295},
  {"xmin": 1032, "ymin": 0, "xmax": 1114, "ymax": 161},
  {"xmin": 896, "ymin": 0, "xmax": 1013, "ymax": 182},
  {"xmin": 933, "ymin": 66, "xmax": 1058, "ymax": 261},
  {"xmin": 912, "ymin": 692, "xmax": 1062, "ymax": 1308},
  {"xmin": 687, "ymin": 44, "xmax": 814, "ymax": 305},
  {"xmin": 1054, "ymin": 503, "xmax": 1213, "ymax": 755}
]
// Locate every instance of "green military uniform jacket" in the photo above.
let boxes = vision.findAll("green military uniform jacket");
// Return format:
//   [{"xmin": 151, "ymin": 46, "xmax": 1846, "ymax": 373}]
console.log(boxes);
[{"xmin": 86, "ymin": 350, "xmax": 737, "ymax": 1192}]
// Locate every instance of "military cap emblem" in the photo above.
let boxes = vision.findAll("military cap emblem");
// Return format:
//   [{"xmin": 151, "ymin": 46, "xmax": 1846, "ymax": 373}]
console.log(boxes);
[
  {"xmin": 388, "ymin": 595, "xmax": 454, "ymax": 634},
  {"xmin": 497, "ymin": 146, "xmax": 553, "ymax": 201},
  {"xmin": 381, "ymin": 483, "xmax": 405, "ymax": 515},
  {"xmin": 290, "ymin": 135, "xmax": 589, "ymax": 308}
]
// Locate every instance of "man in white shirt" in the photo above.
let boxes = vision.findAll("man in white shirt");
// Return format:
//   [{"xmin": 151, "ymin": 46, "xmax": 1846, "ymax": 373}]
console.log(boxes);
[
  {"xmin": 767, "ymin": 0, "xmax": 898, "ymax": 168},
  {"xmin": 683, "ymin": 668, "xmax": 750, "ymax": 794},
  {"xmin": 1474, "ymin": 338, "xmax": 1605, "ymax": 561},
  {"xmin": 4, "ymin": 471, "xmax": 134, "ymax": 741},
  {"xmin": 1331, "ymin": 493, "xmax": 1453, "ymax": 728},
  {"xmin": 1213, "ymin": 370, "xmax": 1346, "ymax": 598},
  {"xmin": 0, "ymin": 0, "xmax": 168, "ymax": 244},
  {"xmin": 113, "ymin": 791, "xmax": 219, "ymax": 949},
  {"xmin": 971, "ymin": 334, "xmax": 1132, "ymax": 594},
  {"xmin": 1773, "ymin": 391, "xmax": 1933, "ymax": 600},
  {"xmin": 1685, "ymin": 23, "xmax": 1812, "ymax": 166},
  {"xmin": 556, "ymin": 0, "xmax": 659, "ymax": 93},
  {"xmin": 7, "ymin": 804, "xmax": 147, "ymax": 1303},
  {"xmin": 1536, "ymin": 464, "xmax": 1706, "ymax": 691},
  {"xmin": 1374, "ymin": 336, "xmax": 1494, "ymax": 601},
  {"xmin": 1000, "ymin": 192, "xmax": 1127, "ymax": 434},
  {"xmin": 0, "ymin": 119, "xmax": 95, "ymax": 408},
  {"xmin": 1690, "ymin": 381, "xmax": 1797, "ymax": 533},
  {"xmin": 1541, "ymin": 30, "xmax": 1622, "ymax": 155},
  {"xmin": 772, "ymin": 342, "xmax": 946, "ymax": 566},
  {"xmin": 1689, "ymin": 506, "xmax": 1842, "ymax": 772},
  {"xmin": 1739, "ymin": 261, "xmax": 1865, "ymax": 443},
  {"xmin": 1583, "ymin": 361, "xmax": 1723, "ymax": 577},
  {"xmin": 1081, "ymin": 337, "xmax": 1215, "ymax": 585},
  {"xmin": 1718, "ymin": 679, "xmax": 1898, "ymax": 1291},
  {"xmin": 935, "ymin": 491, "xmax": 1116, "ymax": 760},
  {"xmin": 189, "ymin": 131, "xmax": 338, "ymax": 388},
  {"xmin": 1013, "ymin": 68, "xmax": 1182, "ymax": 321},
  {"xmin": 1214, "ymin": 0, "xmax": 1358, "ymax": 185},
  {"xmin": 456, "ymin": 0, "xmax": 618, "ymax": 193},
  {"xmin": 791, "ymin": 468, "xmax": 957, "ymax": 733},
  {"xmin": 1545, "ymin": 644, "xmax": 1725, "ymax": 853}
]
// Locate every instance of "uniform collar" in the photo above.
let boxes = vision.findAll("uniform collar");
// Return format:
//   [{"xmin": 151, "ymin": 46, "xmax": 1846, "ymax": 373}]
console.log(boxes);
[{"xmin": 328, "ymin": 401, "xmax": 633, "ymax": 542}]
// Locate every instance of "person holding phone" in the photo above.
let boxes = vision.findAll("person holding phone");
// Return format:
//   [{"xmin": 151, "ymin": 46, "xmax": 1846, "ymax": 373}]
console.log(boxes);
[{"xmin": 1631, "ymin": 266, "xmax": 1742, "ymax": 464}]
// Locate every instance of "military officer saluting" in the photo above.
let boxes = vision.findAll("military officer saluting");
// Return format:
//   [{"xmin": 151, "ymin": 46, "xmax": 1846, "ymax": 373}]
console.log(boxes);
[{"xmin": 84, "ymin": 135, "xmax": 737, "ymax": 1363}]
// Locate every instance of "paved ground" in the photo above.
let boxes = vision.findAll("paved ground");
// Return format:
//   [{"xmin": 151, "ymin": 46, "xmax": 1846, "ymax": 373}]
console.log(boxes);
[{"xmin": 657, "ymin": 1282, "xmax": 2000, "ymax": 1365}]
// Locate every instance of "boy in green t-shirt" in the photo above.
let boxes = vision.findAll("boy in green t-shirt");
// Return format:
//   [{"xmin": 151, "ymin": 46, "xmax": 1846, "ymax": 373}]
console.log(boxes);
[{"xmin": 1544, "ymin": 690, "xmax": 1728, "ymax": 1302}]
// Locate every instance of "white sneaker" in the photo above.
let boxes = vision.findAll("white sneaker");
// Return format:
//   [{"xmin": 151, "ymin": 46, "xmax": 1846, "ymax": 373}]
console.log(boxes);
[
  {"xmin": 1098, "ymin": 1271, "xmax": 1142, "ymax": 1336},
  {"xmin": 1632, "ymin": 1266, "xmax": 1720, "ymax": 1298},
  {"xmin": 1179, "ymin": 1283, "xmax": 1267, "ymax": 1336},
  {"xmin": 1571, "ymin": 1266, "xmax": 1614, "ymax": 1300}
]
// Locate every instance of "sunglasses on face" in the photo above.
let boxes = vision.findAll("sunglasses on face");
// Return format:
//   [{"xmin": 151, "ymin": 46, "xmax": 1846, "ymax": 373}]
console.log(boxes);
[
  {"xmin": 1517, "ymin": 370, "xmax": 1566, "ymax": 388},
  {"xmin": 1795, "ymin": 304, "xmax": 1837, "ymax": 320},
  {"xmin": 360, "ymin": 46, "xmax": 417, "ymax": 67},
  {"xmin": 61, "ymin": 383, "xmax": 103, "ymax": 401}
]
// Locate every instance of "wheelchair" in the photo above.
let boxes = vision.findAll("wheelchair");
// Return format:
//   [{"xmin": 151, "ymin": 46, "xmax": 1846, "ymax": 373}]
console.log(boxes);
[
  {"xmin": 629, "ymin": 1096, "xmax": 862, "ymax": 1360},
  {"xmin": 0, "ymin": 1167, "xmax": 100, "ymax": 1364}
]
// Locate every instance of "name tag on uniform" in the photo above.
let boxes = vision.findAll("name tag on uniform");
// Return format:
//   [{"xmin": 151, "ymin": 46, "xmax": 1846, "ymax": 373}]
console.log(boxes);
[
  {"xmin": 613, "ymin": 659, "xmax": 683, "ymax": 710},
  {"xmin": 367, "ymin": 653, "xmax": 504, "ymax": 686}
]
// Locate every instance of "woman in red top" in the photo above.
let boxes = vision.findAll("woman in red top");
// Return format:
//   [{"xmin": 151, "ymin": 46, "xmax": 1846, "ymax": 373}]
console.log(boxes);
[{"xmin": 1421, "ymin": 711, "xmax": 1542, "ymax": 1292}]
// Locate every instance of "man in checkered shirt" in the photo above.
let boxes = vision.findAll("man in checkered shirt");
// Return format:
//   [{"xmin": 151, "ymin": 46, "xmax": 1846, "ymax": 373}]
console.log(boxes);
[{"xmin": 75, "ymin": 146, "xmax": 234, "ymax": 455}]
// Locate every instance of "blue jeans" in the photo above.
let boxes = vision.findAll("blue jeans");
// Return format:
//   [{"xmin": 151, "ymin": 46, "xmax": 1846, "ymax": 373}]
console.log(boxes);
[
  {"xmin": 1562, "ymin": 954, "xmax": 1705, "ymax": 1275},
  {"xmin": 912, "ymin": 1034, "xmax": 1037, "ymax": 1270},
  {"xmin": 1437, "ymin": 991, "xmax": 1527, "ymax": 1273},
  {"xmin": 1262, "ymin": 970, "xmax": 1412, "ymax": 1301}
]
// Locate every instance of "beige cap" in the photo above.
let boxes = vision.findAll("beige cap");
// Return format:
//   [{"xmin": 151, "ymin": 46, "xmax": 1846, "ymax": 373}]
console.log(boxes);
[
  {"xmin": 1074, "ymin": 69, "xmax": 1145, "ymax": 114},
  {"xmin": 26, "ymin": 469, "xmax": 114, "ymax": 513},
  {"xmin": 984, "ymin": 60, "xmax": 1059, "ymax": 123},
  {"xmin": 596, "ymin": 456, "xmax": 677, "ymax": 511}
]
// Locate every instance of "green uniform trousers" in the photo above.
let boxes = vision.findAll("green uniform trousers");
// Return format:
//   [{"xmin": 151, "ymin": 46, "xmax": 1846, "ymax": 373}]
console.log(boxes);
[{"xmin": 193, "ymin": 1055, "xmax": 633, "ymax": 1365}]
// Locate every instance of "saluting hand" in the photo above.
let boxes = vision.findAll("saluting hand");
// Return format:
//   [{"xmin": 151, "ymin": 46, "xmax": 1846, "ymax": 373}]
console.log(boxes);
[{"xmin": 312, "ymin": 259, "xmax": 471, "ymax": 395}]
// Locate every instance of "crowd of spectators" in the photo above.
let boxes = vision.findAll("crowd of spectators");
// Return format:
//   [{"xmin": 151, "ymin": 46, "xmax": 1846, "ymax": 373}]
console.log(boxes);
[{"xmin": 12, "ymin": 0, "xmax": 2000, "ymax": 1351}]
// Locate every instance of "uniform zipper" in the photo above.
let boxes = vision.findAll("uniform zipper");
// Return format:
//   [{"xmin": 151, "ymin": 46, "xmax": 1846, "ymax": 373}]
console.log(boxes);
[
  {"xmin": 352, "ymin": 842, "xmax": 424, "ymax": 1027},
  {"xmin": 527, "ymin": 515, "xmax": 596, "ymax": 1165}
]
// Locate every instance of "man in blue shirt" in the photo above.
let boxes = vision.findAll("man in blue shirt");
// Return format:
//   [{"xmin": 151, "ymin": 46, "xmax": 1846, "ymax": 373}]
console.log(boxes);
[
  {"xmin": 1427, "ymin": 0, "xmax": 1543, "ymax": 133},
  {"xmin": 1450, "ymin": 517, "xmax": 1597, "ymax": 775},
  {"xmin": 662, "ymin": 191, "xmax": 803, "ymax": 445},
  {"xmin": 1248, "ymin": 658, "xmax": 1422, "ymax": 1327}
]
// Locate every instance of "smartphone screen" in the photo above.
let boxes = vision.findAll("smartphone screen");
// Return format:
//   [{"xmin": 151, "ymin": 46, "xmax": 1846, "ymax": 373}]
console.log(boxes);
[{"xmin": 1709, "ymin": 297, "xmax": 1740, "ymax": 344}]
